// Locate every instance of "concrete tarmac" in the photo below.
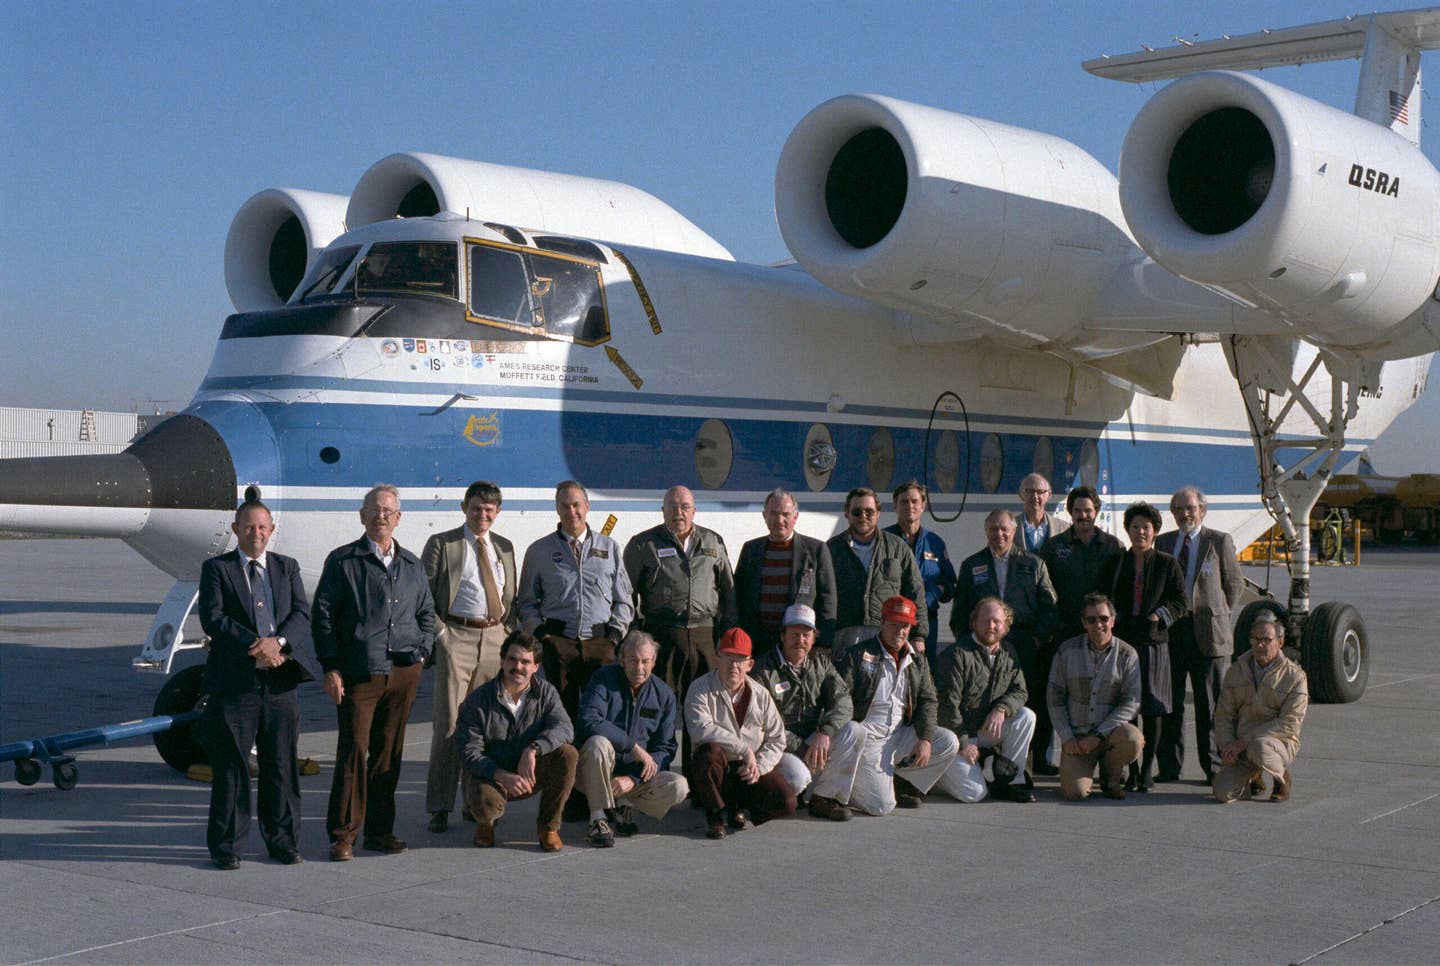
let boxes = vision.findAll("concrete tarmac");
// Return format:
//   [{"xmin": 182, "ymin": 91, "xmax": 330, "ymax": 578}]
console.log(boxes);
[{"xmin": 1, "ymin": 538, "xmax": 1437, "ymax": 964}]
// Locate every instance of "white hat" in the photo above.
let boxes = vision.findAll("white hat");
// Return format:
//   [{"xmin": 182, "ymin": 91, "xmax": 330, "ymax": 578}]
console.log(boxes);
[{"xmin": 782, "ymin": 603, "xmax": 817, "ymax": 629}]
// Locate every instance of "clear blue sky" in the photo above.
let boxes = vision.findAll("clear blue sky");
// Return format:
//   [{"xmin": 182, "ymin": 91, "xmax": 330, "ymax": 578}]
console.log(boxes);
[{"xmin": 2, "ymin": 1, "xmax": 1435, "ymax": 472}]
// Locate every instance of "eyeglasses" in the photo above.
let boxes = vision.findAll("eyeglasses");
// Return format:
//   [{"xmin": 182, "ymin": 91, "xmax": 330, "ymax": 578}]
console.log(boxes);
[
  {"xmin": 666, "ymin": 504, "xmax": 695, "ymax": 511},
  {"xmin": 1082, "ymin": 614, "xmax": 1113, "ymax": 624},
  {"xmin": 849, "ymin": 508, "xmax": 878, "ymax": 517},
  {"xmin": 367, "ymin": 507, "xmax": 400, "ymax": 518},
  {"xmin": 1021, "ymin": 488, "xmax": 1051, "ymax": 496}
]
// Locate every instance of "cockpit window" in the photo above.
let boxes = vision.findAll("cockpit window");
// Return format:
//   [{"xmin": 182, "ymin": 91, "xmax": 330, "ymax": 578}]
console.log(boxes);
[
  {"xmin": 533, "ymin": 236, "xmax": 607, "ymax": 263},
  {"xmin": 295, "ymin": 245, "xmax": 360, "ymax": 303},
  {"xmin": 465, "ymin": 238, "xmax": 610, "ymax": 345},
  {"xmin": 355, "ymin": 241, "xmax": 458, "ymax": 299}
]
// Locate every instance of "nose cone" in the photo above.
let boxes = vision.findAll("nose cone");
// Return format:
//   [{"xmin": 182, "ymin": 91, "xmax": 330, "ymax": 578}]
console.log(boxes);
[{"xmin": 0, "ymin": 414, "xmax": 237, "ymax": 537}]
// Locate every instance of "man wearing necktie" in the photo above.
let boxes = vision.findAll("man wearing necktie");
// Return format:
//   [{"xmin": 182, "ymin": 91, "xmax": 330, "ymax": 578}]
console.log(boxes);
[
  {"xmin": 197, "ymin": 500, "xmax": 321, "ymax": 870},
  {"xmin": 421, "ymin": 480, "xmax": 518, "ymax": 834},
  {"xmin": 1155, "ymin": 486, "xmax": 1245, "ymax": 783}
]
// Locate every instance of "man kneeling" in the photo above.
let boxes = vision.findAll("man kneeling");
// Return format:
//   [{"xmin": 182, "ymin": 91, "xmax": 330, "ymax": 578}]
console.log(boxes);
[
  {"xmin": 456, "ymin": 631, "xmax": 578, "ymax": 851},
  {"xmin": 1212, "ymin": 612, "xmax": 1307, "ymax": 804},
  {"xmin": 685, "ymin": 628, "xmax": 797, "ymax": 839},
  {"xmin": 749, "ymin": 604, "xmax": 860, "ymax": 820},
  {"xmin": 1048, "ymin": 594, "xmax": 1143, "ymax": 801},
  {"xmin": 815, "ymin": 597, "xmax": 960, "ymax": 815},
  {"xmin": 933, "ymin": 597, "xmax": 1037, "ymax": 803},
  {"xmin": 576, "ymin": 630, "xmax": 689, "ymax": 846}
]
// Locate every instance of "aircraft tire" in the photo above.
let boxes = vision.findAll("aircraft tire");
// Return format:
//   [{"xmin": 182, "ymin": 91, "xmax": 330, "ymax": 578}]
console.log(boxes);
[
  {"xmin": 1301, "ymin": 601, "xmax": 1369, "ymax": 704},
  {"xmin": 52, "ymin": 760, "xmax": 79, "ymax": 792},
  {"xmin": 15, "ymin": 758, "xmax": 41, "ymax": 786},
  {"xmin": 152, "ymin": 665, "xmax": 208, "ymax": 772},
  {"xmin": 1232, "ymin": 598, "xmax": 1286, "ymax": 661}
]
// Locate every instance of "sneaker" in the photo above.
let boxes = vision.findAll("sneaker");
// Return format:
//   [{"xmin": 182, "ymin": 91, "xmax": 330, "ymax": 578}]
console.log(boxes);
[
  {"xmin": 588, "ymin": 818, "xmax": 616, "ymax": 848},
  {"xmin": 808, "ymin": 795, "xmax": 850, "ymax": 821},
  {"xmin": 607, "ymin": 805, "xmax": 638, "ymax": 837}
]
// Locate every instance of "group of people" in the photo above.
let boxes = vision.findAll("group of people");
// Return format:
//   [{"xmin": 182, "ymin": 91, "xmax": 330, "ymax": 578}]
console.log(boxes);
[{"xmin": 194, "ymin": 474, "xmax": 1308, "ymax": 870}]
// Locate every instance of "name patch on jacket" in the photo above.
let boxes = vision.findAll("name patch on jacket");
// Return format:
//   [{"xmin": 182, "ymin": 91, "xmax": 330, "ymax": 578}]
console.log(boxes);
[
  {"xmin": 657, "ymin": 547, "xmax": 678, "ymax": 558},
  {"xmin": 699, "ymin": 548, "xmax": 720, "ymax": 558},
  {"xmin": 773, "ymin": 680, "xmax": 792, "ymax": 694},
  {"xmin": 588, "ymin": 548, "xmax": 609, "ymax": 559},
  {"xmin": 972, "ymin": 565, "xmax": 989, "ymax": 583},
  {"xmin": 923, "ymin": 551, "xmax": 939, "ymax": 561},
  {"xmin": 639, "ymin": 706, "xmax": 659, "ymax": 720}
]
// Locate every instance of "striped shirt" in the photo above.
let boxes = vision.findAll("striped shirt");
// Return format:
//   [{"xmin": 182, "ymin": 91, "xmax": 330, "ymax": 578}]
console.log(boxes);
[{"xmin": 758, "ymin": 539, "xmax": 794, "ymax": 635}]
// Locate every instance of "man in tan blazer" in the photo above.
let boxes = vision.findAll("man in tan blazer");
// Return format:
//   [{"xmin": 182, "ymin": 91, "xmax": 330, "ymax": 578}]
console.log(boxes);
[
  {"xmin": 421, "ymin": 480, "xmax": 518, "ymax": 833},
  {"xmin": 1155, "ymin": 486, "xmax": 1245, "ymax": 783}
]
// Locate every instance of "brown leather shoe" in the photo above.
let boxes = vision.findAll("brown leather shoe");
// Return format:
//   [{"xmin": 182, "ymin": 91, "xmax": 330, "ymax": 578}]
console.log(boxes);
[
  {"xmin": 1270, "ymin": 769, "xmax": 1291, "ymax": 803},
  {"xmin": 538, "ymin": 829, "xmax": 563, "ymax": 852},
  {"xmin": 705, "ymin": 810, "xmax": 727, "ymax": 839},
  {"xmin": 808, "ymin": 795, "xmax": 850, "ymax": 821},
  {"xmin": 329, "ymin": 841, "xmax": 353, "ymax": 862},
  {"xmin": 473, "ymin": 820, "xmax": 496, "ymax": 848},
  {"xmin": 362, "ymin": 834, "xmax": 407, "ymax": 854}
]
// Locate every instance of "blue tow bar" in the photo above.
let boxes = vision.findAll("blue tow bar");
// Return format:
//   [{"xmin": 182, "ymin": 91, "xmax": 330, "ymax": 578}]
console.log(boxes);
[{"xmin": 2, "ymin": 711, "xmax": 202, "ymax": 791}]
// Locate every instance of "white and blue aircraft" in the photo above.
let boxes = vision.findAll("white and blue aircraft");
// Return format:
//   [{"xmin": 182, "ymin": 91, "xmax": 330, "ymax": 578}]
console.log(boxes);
[{"xmin": 2, "ymin": 10, "xmax": 1437, "ymax": 768}]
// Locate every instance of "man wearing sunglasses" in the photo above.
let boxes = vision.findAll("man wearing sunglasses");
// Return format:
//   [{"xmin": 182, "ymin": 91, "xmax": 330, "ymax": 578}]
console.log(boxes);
[{"xmin": 827, "ymin": 487, "xmax": 927, "ymax": 659}]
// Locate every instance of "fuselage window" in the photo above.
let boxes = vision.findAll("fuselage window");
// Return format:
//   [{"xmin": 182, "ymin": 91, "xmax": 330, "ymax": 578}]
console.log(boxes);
[
  {"xmin": 295, "ymin": 245, "xmax": 361, "ymax": 303},
  {"xmin": 980, "ymin": 433, "xmax": 1004, "ymax": 494},
  {"xmin": 466, "ymin": 238, "xmax": 610, "ymax": 346},
  {"xmin": 355, "ymin": 241, "xmax": 458, "ymax": 299}
]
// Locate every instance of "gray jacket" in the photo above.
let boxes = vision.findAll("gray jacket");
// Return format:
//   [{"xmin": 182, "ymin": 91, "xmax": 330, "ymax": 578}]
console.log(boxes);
[
  {"xmin": 1046, "ymin": 633, "xmax": 1141, "ymax": 743},
  {"xmin": 456, "ymin": 676, "xmax": 574, "ymax": 782},
  {"xmin": 827, "ymin": 529, "xmax": 929, "ymax": 641},
  {"xmin": 935, "ymin": 637, "xmax": 1028, "ymax": 749},
  {"xmin": 623, "ymin": 523, "xmax": 736, "ymax": 629},
  {"xmin": 518, "ymin": 526, "xmax": 634, "ymax": 641}
]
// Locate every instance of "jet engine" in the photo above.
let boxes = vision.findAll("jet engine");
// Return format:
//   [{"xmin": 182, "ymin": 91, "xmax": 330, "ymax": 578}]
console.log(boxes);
[
  {"xmin": 1119, "ymin": 70, "xmax": 1440, "ymax": 349},
  {"xmin": 774, "ymin": 94, "xmax": 1135, "ymax": 344},
  {"xmin": 224, "ymin": 188, "xmax": 350, "ymax": 312},
  {"xmin": 345, "ymin": 152, "xmax": 732, "ymax": 260}
]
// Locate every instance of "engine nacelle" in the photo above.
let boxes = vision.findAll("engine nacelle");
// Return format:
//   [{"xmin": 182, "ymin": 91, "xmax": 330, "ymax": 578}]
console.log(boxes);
[
  {"xmin": 224, "ymin": 188, "xmax": 350, "ymax": 312},
  {"xmin": 1120, "ymin": 71, "xmax": 1440, "ymax": 348},
  {"xmin": 775, "ymin": 94, "xmax": 1134, "ymax": 343},
  {"xmin": 345, "ymin": 152, "xmax": 732, "ymax": 261}
]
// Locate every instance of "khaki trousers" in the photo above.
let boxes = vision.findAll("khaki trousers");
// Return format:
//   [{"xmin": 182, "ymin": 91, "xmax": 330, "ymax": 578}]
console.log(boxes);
[
  {"xmin": 1060, "ymin": 723, "xmax": 1143, "ymax": 801},
  {"xmin": 576, "ymin": 735, "xmax": 689, "ymax": 819},
  {"xmin": 425, "ymin": 620, "xmax": 505, "ymax": 814},
  {"xmin": 463, "ymin": 745, "xmax": 579, "ymax": 831},
  {"xmin": 1212, "ymin": 736, "xmax": 1295, "ymax": 803}
]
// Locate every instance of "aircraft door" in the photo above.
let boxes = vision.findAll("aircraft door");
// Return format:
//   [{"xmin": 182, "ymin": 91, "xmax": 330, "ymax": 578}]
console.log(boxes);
[{"xmin": 924, "ymin": 391, "xmax": 971, "ymax": 523}]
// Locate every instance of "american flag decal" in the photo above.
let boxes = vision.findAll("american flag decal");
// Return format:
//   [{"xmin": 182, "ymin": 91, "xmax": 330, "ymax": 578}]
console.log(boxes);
[{"xmin": 1389, "ymin": 90, "xmax": 1411, "ymax": 125}]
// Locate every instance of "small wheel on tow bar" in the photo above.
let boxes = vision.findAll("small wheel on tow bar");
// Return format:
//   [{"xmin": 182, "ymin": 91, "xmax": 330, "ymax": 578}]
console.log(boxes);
[
  {"xmin": 152, "ymin": 664, "xmax": 209, "ymax": 772},
  {"xmin": 52, "ymin": 760, "xmax": 79, "ymax": 791},
  {"xmin": 15, "ymin": 758, "xmax": 42, "ymax": 786},
  {"xmin": 1302, "ymin": 601, "xmax": 1369, "ymax": 704}
]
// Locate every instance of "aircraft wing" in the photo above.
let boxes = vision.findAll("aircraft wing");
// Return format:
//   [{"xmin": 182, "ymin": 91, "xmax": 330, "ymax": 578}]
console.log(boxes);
[{"xmin": 1083, "ymin": 7, "xmax": 1440, "ymax": 83}]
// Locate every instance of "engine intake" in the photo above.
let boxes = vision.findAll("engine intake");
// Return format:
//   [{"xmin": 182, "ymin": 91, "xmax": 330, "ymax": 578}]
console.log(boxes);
[
  {"xmin": 1119, "ymin": 71, "xmax": 1440, "ymax": 347},
  {"xmin": 224, "ymin": 188, "xmax": 350, "ymax": 312}
]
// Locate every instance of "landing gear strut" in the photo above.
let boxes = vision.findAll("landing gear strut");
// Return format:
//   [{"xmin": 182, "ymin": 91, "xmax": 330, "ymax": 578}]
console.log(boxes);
[{"xmin": 1228, "ymin": 335, "xmax": 1371, "ymax": 702}]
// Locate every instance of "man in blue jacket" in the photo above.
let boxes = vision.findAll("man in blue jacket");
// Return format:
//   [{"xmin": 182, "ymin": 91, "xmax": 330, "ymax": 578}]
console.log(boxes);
[
  {"xmin": 575, "ymin": 630, "xmax": 688, "ymax": 847},
  {"xmin": 885, "ymin": 481, "xmax": 956, "ymax": 672}
]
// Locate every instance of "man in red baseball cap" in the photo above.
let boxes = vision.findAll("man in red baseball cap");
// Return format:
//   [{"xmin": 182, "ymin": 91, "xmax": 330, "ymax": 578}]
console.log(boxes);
[
  {"xmin": 683, "ymin": 627, "xmax": 797, "ymax": 838},
  {"xmin": 814, "ymin": 597, "xmax": 959, "ymax": 814}
]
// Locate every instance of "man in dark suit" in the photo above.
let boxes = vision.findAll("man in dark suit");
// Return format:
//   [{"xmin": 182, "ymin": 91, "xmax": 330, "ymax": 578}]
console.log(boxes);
[
  {"xmin": 421, "ymin": 480, "xmax": 518, "ymax": 834},
  {"xmin": 734, "ymin": 488, "xmax": 837, "ymax": 652},
  {"xmin": 197, "ymin": 499, "xmax": 321, "ymax": 870},
  {"xmin": 1155, "ymin": 486, "xmax": 1245, "ymax": 783}
]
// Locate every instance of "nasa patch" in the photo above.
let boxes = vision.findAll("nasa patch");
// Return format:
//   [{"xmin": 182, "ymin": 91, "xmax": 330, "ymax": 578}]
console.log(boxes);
[{"xmin": 380, "ymin": 339, "xmax": 400, "ymax": 357}]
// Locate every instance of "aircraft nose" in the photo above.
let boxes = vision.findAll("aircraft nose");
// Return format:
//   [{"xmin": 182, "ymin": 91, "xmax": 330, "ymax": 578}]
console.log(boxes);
[{"xmin": 0, "ymin": 414, "xmax": 237, "ymax": 537}]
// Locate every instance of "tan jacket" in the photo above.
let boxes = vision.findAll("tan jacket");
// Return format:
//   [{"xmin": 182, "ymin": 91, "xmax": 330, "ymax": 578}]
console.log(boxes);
[
  {"xmin": 683, "ymin": 670, "xmax": 788, "ymax": 775},
  {"xmin": 1213, "ymin": 652, "xmax": 1308, "ymax": 755},
  {"xmin": 421, "ymin": 525, "xmax": 518, "ymax": 629}
]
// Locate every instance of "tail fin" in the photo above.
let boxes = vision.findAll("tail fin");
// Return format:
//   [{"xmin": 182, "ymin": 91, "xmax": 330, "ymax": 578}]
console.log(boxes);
[{"xmin": 1083, "ymin": 8, "xmax": 1440, "ymax": 145}]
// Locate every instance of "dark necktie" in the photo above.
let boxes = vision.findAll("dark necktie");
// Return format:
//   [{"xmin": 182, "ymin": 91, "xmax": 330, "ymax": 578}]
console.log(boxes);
[
  {"xmin": 1181, "ymin": 533, "xmax": 1194, "ymax": 576},
  {"xmin": 249, "ymin": 560, "xmax": 276, "ymax": 637}
]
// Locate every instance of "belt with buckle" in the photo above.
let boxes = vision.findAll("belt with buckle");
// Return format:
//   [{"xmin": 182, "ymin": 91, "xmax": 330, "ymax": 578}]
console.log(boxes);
[{"xmin": 450, "ymin": 615, "xmax": 502, "ymax": 629}]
